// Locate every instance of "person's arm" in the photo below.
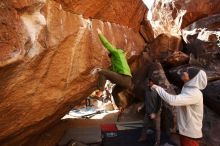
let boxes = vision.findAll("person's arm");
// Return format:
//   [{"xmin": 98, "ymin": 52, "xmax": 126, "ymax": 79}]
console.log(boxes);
[
  {"xmin": 137, "ymin": 103, "xmax": 144, "ymax": 112},
  {"xmin": 97, "ymin": 30, "xmax": 117, "ymax": 53},
  {"xmin": 149, "ymin": 92, "xmax": 161, "ymax": 119},
  {"xmin": 152, "ymin": 85, "xmax": 200, "ymax": 106},
  {"xmin": 149, "ymin": 92, "xmax": 160, "ymax": 114}
]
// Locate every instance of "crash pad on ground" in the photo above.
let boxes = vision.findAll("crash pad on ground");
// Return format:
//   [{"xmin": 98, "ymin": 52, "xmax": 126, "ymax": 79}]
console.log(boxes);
[
  {"xmin": 102, "ymin": 127, "xmax": 177, "ymax": 146},
  {"xmin": 116, "ymin": 120, "xmax": 144, "ymax": 130},
  {"xmin": 58, "ymin": 127, "xmax": 101, "ymax": 146}
]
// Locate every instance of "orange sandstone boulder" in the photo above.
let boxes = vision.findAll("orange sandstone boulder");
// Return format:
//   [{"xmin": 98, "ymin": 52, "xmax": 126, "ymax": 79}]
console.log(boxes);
[{"xmin": 0, "ymin": 0, "xmax": 146, "ymax": 145}]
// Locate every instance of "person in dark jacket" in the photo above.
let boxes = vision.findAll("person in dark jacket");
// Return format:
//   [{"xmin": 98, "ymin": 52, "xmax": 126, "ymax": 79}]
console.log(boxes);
[{"xmin": 138, "ymin": 78, "xmax": 161, "ymax": 146}]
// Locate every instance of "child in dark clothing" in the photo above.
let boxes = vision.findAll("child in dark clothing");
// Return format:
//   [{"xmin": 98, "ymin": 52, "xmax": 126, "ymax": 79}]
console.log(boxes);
[{"xmin": 138, "ymin": 78, "xmax": 162, "ymax": 146}]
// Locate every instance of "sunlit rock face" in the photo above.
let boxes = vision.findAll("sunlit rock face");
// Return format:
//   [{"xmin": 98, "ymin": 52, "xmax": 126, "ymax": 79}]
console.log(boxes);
[
  {"xmin": 9, "ymin": 0, "xmax": 46, "ymax": 9},
  {"xmin": 54, "ymin": 0, "xmax": 146, "ymax": 29},
  {"xmin": 0, "ymin": 0, "xmax": 146, "ymax": 145},
  {"xmin": 0, "ymin": 1, "xmax": 28, "ymax": 67},
  {"xmin": 145, "ymin": 0, "xmax": 220, "ymax": 37},
  {"xmin": 139, "ymin": 15, "xmax": 155, "ymax": 43}
]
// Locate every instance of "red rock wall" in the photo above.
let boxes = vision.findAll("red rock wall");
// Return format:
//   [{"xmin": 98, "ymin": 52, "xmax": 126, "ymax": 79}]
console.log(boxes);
[
  {"xmin": 54, "ymin": 0, "xmax": 147, "ymax": 29},
  {"xmin": 0, "ymin": 0, "xmax": 146, "ymax": 145},
  {"xmin": 147, "ymin": 0, "xmax": 220, "ymax": 37}
]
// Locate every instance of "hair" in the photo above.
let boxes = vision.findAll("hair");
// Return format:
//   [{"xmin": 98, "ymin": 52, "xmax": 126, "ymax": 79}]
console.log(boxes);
[
  {"xmin": 178, "ymin": 67, "xmax": 200, "ymax": 79},
  {"xmin": 187, "ymin": 67, "xmax": 200, "ymax": 79},
  {"xmin": 149, "ymin": 78, "xmax": 155, "ymax": 83},
  {"xmin": 145, "ymin": 77, "xmax": 158, "ymax": 85}
]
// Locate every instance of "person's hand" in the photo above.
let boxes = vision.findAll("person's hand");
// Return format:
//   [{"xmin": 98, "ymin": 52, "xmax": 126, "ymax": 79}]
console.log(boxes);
[
  {"xmin": 97, "ymin": 28, "xmax": 102, "ymax": 34},
  {"xmin": 151, "ymin": 84, "xmax": 158, "ymax": 91},
  {"xmin": 137, "ymin": 106, "xmax": 142, "ymax": 112},
  {"xmin": 96, "ymin": 90, "xmax": 103, "ymax": 97},
  {"xmin": 150, "ymin": 113, "xmax": 156, "ymax": 119}
]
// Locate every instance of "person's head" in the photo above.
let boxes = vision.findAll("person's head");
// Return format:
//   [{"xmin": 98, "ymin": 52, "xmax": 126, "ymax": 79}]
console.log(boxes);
[
  {"xmin": 146, "ymin": 78, "xmax": 156, "ymax": 88},
  {"xmin": 179, "ymin": 67, "xmax": 200, "ymax": 83}
]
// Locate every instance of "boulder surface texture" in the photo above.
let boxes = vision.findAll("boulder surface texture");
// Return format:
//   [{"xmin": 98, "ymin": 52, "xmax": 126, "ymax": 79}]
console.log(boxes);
[
  {"xmin": 0, "ymin": 0, "xmax": 146, "ymax": 145},
  {"xmin": 1, "ymin": 0, "xmax": 220, "ymax": 145}
]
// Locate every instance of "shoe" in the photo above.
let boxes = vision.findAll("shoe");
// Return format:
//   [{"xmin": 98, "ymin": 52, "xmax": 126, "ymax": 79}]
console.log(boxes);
[
  {"xmin": 90, "ymin": 67, "xmax": 102, "ymax": 75},
  {"xmin": 138, "ymin": 132, "xmax": 147, "ymax": 142},
  {"xmin": 154, "ymin": 141, "xmax": 160, "ymax": 146}
]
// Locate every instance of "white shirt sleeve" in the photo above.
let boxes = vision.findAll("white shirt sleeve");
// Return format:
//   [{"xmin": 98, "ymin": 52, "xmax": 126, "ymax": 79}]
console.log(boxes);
[{"xmin": 153, "ymin": 85, "xmax": 200, "ymax": 106}]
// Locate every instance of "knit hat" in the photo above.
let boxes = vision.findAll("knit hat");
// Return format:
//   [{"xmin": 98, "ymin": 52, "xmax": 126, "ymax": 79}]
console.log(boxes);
[
  {"xmin": 187, "ymin": 67, "xmax": 200, "ymax": 80},
  {"xmin": 178, "ymin": 67, "xmax": 200, "ymax": 80}
]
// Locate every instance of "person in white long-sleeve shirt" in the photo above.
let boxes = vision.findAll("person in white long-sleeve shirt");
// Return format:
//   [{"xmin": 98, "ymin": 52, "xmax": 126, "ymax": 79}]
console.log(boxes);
[{"xmin": 151, "ymin": 67, "xmax": 207, "ymax": 146}]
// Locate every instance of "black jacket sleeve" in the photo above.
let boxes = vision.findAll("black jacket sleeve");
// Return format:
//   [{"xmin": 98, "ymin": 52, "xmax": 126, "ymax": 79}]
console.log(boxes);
[
  {"xmin": 145, "ymin": 90, "xmax": 161, "ymax": 114},
  {"xmin": 154, "ymin": 94, "xmax": 162, "ymax": 113}
]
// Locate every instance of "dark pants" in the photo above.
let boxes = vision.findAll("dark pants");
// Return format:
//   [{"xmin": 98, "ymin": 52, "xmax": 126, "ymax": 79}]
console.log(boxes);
[
  {"xmin": 98, "ymin": 69, "xmax": 132, "ymax": 91},
  {"xmin": 143, "ymin": 112, "xmax": 161, "ymax": 142}
]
